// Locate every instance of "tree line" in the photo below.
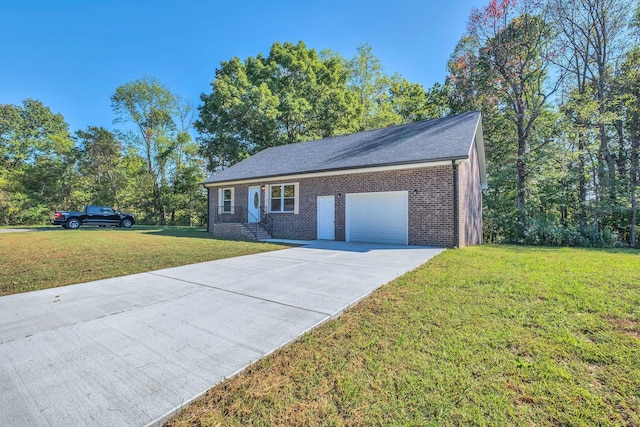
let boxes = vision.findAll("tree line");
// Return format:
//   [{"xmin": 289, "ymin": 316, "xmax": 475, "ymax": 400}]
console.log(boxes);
[
  {"xmin": 0, "ymin": 77, "xmax": 206, "ymax": 226},
  {"xmin": 2, "ymin": 0, "xmax": 639, "ymax": 247},
  {"xmin": 446, "ymin": 0, "xmax": 639, "ymax": 247}
]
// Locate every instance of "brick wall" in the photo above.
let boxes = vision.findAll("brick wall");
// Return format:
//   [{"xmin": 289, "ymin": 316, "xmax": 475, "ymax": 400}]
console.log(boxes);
[
  {"xmin": 211, "ymin": 223, "xmax": 255, "ymax": 240},
  {"xmin": 208, "ymin": 165, "xmax": 465, "ymax": 247},
  {"xmin": 457, "ymin": 139, "xmax": 483, "ymax": 247}
]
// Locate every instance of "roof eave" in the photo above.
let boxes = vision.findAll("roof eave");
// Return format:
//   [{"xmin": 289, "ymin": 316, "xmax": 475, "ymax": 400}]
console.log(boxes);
[{"xmin": 203, "ymin": 156, "xmax": 470, "ymax": 187}]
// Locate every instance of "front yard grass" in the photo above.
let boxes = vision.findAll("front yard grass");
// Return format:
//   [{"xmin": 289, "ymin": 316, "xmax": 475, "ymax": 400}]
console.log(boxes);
[
  {"xmin": 0, "ymin": 226, "xmax": 287, "ymax": 296},
  {"xmin": 167, "ymin": 245, "xmax": 640, "ymax": 426}
]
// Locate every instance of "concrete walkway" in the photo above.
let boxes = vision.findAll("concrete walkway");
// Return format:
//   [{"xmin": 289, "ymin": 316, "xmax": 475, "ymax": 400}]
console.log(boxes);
[{"xmin": 0, "ymin": 241, "xmax": 444, "ymax": 427}]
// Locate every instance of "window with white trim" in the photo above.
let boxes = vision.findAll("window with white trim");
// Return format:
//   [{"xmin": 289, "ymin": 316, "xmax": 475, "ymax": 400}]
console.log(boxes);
[
  {"xmin": 270, "ymin": 183, "xmax": 296, "ymax": 213},
  {"xmin": 221, "ymin": 188, "xmax": 233, "ymax": 213}
]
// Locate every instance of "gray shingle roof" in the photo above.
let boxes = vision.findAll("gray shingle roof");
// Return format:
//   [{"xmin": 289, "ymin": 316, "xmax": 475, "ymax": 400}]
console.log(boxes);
[{"xmin": 204, "ymin": 111, "xmax": 482, "ymax": 184}]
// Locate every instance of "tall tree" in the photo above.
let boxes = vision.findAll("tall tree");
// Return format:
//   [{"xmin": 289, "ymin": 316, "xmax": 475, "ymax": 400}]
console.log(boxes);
[
  {"xmin": 616, "ymin": 46, "xmax": 640, "ymax": 247},
  {"xmin": 0, "ymin": 99, "xmax": 78, "ymax": 224},
  {"xmin": 197, "ymin": 41, "xmax": 358, "ymax": 170},
  {"xmin": 75, "ymin": 126, "xmax": 123, "ymax": 207},
  {"xmin": 111, "ymin": 76, "xmax": 178, "ymax": 224},
  {"xmin": 347, "ymin": 43, "xmax": 402, "ymax": 130},
  {"xmin": 388, "ymin": 80, "xmax": 449, "ymax": 122},
  {"xmin": 551, "ymin": 0, "xmax": 631, "ymax": 240},
  {"xmin": 456, "ymin": 0, "xmax": 559, "ymax": 238}
]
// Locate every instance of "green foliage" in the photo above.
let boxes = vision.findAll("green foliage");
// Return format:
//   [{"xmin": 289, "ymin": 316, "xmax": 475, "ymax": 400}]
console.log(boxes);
[
  {"xmin": 347, "ymin": 44, "xmax": 450, "ymax": 129},
  {"xmin": 75, "ymin": 126, "xmax": 123, "ymax": 207},
  {"xmin": 0, "ymin": 99, "xmax": 79, "ymax": 224},
  {"xmin": 111, "ymin": 76, "xmax": 206, "ymax": 225},
  {"xmin": 197, "ymin": 41, "xmax": 358, "ymax": 169},
  {"xmin": 448, "ymin": 0, "xmax": 639, "ymax": 247},
  {"xmin": 1, "ymin": 89, "xmax": 205, "ymax": 227},
  {"xmin": 347, "ymin": 43, "xmax": 402, "ymax": 130},
  {"xmin": 388, "ymin": 80, "xmax": 448, "ymax": 122},
  {"xmin": 197, "ymin": 42, "xmax": 442, "ymax": 170}
]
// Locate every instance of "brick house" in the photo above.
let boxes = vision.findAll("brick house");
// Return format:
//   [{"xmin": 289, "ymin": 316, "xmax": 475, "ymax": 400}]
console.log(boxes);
[{"xmin": 203, "ymin": 111, "xmax": 487, "ymax": 247}]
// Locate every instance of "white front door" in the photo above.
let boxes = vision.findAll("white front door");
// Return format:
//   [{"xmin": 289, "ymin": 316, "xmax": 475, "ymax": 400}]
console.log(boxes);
[
  {"xmin": 317, "ymin": 196, "xmax": 335, "ymax": 240},
  {"xmin": 248, "ymin": 186, "xmax": 260, "ymax": 223}
]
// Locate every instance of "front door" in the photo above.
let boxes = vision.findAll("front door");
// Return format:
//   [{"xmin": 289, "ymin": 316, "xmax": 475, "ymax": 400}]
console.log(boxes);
[
  {"xmin": 248, "ymin": 186, "xmax": 261, "ymax": 223},
  {"xmin": 317, "ymin": 196, "xmax": 335, "ymax": 240}
]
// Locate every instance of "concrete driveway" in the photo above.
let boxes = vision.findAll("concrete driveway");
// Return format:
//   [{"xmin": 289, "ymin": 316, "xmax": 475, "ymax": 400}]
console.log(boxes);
[{"xmin": 0, "ymin": 240, "xmax": 444, "ymax": 426}]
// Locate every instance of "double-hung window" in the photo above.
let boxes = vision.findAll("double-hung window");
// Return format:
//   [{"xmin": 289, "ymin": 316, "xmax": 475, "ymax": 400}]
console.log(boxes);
[
  {"xmin": 220, "ymin": 188, "xmax": 234, "ymax": 213},
  {"xmin": 270, "ymin": 183, "xmax": 296, "ymax": 213}
]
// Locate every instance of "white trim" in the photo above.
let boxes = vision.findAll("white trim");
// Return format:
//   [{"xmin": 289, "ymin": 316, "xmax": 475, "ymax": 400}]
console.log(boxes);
[
  {"xmin": 263, "ymin": 185, "xmax": 268, "ymax": 210},
  {"xmin": 219, "ymin": 187, "xmax": 234, "ymax": 214},
  {"xmin": 268, "ymin": 182, "xmax": 299, "ymax": 214},
  {"xmin": 471, "ymin": 114, "xmax": 488, "ymax": 190},
  {"xmin": 204, "ymin": 160, "xmax": 455, "ymax": 188}
]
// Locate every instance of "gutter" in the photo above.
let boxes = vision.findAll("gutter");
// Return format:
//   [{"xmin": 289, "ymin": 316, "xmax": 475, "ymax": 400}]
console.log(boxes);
[{"xmin": 206, "ymin": 185, "xmax": 210, "ymax": 232}]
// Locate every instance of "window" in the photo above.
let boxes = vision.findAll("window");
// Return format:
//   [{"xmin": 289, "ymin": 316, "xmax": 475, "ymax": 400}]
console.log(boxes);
[
  {"xmin": 220, "ymin": 188, "xmax": 234, "ymax": 213},
  {"xmin": 270, "ymin": 183, "xmax": 296, "ymax": 213},
  {"xmin": 87, "ymin": 206, "xmax": 101, "ymax": 215}
]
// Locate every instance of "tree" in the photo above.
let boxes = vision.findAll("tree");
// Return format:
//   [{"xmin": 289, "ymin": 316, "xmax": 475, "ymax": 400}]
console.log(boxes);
[
  {"xmin": 388, "ymin": 80, "xmax": 449, "ymax": 122},
  {"xmin": 75, "ymin": 126, "xmax": 123, "ymax": 207},
  {"xmin": 616, "ymin": 46, "xmax": 640, "ymax": 247},
  {"xmin": 457, "ymin": 0, "xmax": 559, "ymax": 239},
  {"xmin": 197, "ymin": 41, "xmax": 358, "ymax": 170},
  {"xmin": 478, "ymin": 1, "xmax": 557, "ymax": 233},
  {"xmin": 551, "ymin": 0, "xmax": 632, "ymax": 241},
  {"xmin": 0, "ymin": 99, "xmax": 78, "ymax": 224},
  {"xmin": 111, "ymin": 76, "xmax": 178, "ymax": 224},
  {"xmin": 347, "ymin": 43, "xmax": 403, "ymax": 130}
]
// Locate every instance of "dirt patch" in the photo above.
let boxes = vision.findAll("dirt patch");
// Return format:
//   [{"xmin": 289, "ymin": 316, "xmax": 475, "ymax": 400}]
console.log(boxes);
[{"xmin": 603, "ymin": 315, "xmax": 640, "ymax": 339}]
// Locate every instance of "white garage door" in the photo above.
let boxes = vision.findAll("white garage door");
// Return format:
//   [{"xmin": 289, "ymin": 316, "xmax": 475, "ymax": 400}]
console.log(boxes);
[{"xmin": 346, "ymin": 191, "xmax": 408, "ymax": 245}]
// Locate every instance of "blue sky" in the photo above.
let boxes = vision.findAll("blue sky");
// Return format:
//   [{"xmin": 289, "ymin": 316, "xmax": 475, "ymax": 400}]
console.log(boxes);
[{"xmin": 1, "ymin": 0, "xmax": 486, "ymax": 133}]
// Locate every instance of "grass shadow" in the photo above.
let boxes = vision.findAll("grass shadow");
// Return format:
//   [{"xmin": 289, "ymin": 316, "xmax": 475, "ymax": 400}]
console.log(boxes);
[
  {"xmin": 137, "ymin": 226, "xmax": 292, "ymax": 247},
  {"xmin": 487, "ymin": 243, "xmax": 640, "ymax": 255}
]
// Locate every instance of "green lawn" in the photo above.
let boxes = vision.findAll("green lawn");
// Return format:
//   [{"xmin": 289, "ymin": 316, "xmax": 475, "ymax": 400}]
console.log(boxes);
[
  {"xmin": 0, "ymin": 226, "xmax": 287, "ymax": 296},
  {"xmin": 167, "ymin": 245, "xmax": 640, "ymax": 427}
]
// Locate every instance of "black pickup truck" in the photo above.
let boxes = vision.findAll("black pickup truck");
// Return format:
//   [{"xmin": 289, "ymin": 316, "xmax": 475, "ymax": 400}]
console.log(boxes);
[{"xmin": 50, "ymin": 206, "xmax": 136, "ymax": 229}]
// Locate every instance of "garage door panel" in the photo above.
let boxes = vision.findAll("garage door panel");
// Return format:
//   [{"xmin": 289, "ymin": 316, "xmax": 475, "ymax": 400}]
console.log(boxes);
[{"xmin": 346, "ymin": 191, "xmax": 408, "ymax": 245}]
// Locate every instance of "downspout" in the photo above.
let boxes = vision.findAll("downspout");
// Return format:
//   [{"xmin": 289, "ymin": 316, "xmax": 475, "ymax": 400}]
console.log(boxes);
[
  {"xmin": 205, "ymin": 185, "xmax": 210, "ymax": 232},
  {"xmin": 452, "ymin": 160, "xmax": 459, "ymax": 248}
]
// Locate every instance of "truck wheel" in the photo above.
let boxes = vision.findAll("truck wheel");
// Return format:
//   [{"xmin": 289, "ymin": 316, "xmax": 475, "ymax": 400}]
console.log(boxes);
[
  {"xmin": 120, "ymin": 218, "xmax": 133, "ymax": 228},
  {"xmin": 66, "ymin": 218, "xmax": 81, "ymax": 229}
]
